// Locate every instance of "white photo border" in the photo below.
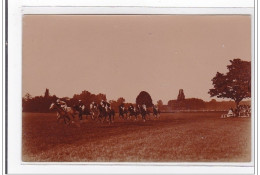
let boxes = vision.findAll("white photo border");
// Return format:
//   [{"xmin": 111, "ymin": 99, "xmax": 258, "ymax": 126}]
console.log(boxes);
[{"xmin": 5, "ymin": 0, "xmax": 257, "ymax": 174}]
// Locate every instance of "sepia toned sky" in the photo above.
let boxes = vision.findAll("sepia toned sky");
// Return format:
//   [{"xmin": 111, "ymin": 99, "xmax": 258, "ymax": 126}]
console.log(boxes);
[{"xmin": 22, "ymin": 15, "xmax": 251, "ymax": 104}]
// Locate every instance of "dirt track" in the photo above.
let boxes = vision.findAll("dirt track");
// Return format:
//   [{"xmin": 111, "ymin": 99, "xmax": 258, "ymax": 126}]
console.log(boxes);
[{"xmin": 22, "ymin": 112, "xmax": 251, "ymax": 162}]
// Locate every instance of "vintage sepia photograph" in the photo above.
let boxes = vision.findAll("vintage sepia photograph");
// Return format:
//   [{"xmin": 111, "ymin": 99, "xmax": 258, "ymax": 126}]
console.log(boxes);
[{"xmin": 22, "ymin": 15, "xmax": 251, "ymax": 162}]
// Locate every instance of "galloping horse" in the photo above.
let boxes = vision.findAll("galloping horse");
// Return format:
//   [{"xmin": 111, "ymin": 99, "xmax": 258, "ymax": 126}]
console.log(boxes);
[
  {"xmin": 127, "ymin": 107, "xmax": 138, "ymax": 120},
  {"xmin": 49, "ymin": 103, "xmax": 77, "ymax": 124},
  {"xmin": 74, "ymin": 104, "xmax": 91, "ymax": 120},
  {"xmin": 105, "ymin": 106, "xmax": 115, "ymax": 123},
  {"xmin": 123, "ymin": 107, "xmax": 128, "ymax": 118},
  {"xmin": 118, "ymin": 106, "xmax": 126, "ymax": 120},
  {"xmin": 96, "ymin": 104, "xmax": 113, "ymax": 124},
  {"xmin": 153, "ymin": 106, "xmax": 161, "ymax": 118},
  {"xmin": 140, "ymin": 105, "xmax": 148, "ymax": 122},
  {"xmin": 90, "ymin": 103, "xmax": 99, "ymax": 120}
]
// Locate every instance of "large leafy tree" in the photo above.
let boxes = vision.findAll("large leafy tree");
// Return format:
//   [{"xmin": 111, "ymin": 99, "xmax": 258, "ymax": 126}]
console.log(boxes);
[
  {"xmin": 117, "ymin": 97, "xmax": 125, "ymax": 104},
  {"xmin": 136, "ymin": 91, "xmax": 153, "ymax": 107},
  {"xmin": 209, "ymin": 58, "xmax": 251, "ymax": 107}
]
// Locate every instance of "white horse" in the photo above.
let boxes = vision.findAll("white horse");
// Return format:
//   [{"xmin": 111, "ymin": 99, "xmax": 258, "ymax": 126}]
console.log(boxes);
[{"xmin": 49, "ymin": 103, "xmax": 78, "ymax": 124}]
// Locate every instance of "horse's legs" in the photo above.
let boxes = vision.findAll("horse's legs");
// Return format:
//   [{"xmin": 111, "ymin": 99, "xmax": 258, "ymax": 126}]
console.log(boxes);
[
  {"xmin": 108, "ymin": 113, "xmax": 112, "ymax": 124},
  {"xmin": 70, "ymin": 113, "xmax": 76, "ymax": 121},
  {"xmin": 79, "ymin": 112, "xmax": 83, "ymax": 120},
  {"xmin": 63, "ymin": 117, "xmax": 67, "ymax": 124},
  {"xmin": 63, "ymin": 115, "xmax": 70, "ymax": 124},
  {"xmin": 70, "ymin": 113, "xmax": 75, "ymax": 119},
  {"xmin": 92, "ymin": 113, "xmax": 95, "ymax": 120},
  {"xmin": 103, "ymin": 114, "xmax": 106, "ymax": 122},
  {"xmin": 57, "ymin": 115, "xmax": 62, "ymax": 122},
  {"xmin": 134, "ymin": 113, "xmax": 138, "ymax": 120},
  {"xmin": 92, "ymin": 111, "xmax": 97, "ymax": 120},
  {"xmin": 98, "ymin": 113, "xmax": 102, "ymax": 123},
  {"xmin": 142, "ymin": 114, "xmax": 146, "ymax": 122},
  {"xmin": 119, "ymin": 113, "xmax": 122, "ymax": 120}
]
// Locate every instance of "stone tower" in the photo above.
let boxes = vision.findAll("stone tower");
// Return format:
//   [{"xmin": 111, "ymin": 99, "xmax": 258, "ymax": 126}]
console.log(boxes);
[{"xmin": 177, "ymin": 89, "xmax": 185, "ymax": 101}]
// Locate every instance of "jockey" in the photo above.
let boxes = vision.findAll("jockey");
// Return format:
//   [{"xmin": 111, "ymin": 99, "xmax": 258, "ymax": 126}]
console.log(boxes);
[
  {"xmin": 106, "ymin": 101, "xmax": 111, "ymax": 110},
  {"xmin": 78, "ymin": 100, "xmax": 84, "ymax": 120},
  {"xmin": 90, "ymin": 101, "xmax": 97, "ymax": 109},
  {"xmin": 129, "ymin": 104, "xmax": 134, "ymax": 110},
  {"xmin": 119, "ymin": 103, "xmax": 124, "ymax": 112},
  {"xmin": 90, "ymin": 102, "xmax": 93, "ymax": 109},
  {"xmin": 78, "ymin": 100, "xmax": 84, "ymax": 107},
  {"xmin": 101, "ymin": 100, "xmax": 106, "ymax": 108},
  {"xmin": 142, "ymin": 104, "xmax": 147, "ymax": 111},
  {"xmin": 78, "ymin": 100, "xmax": 85, "ymax": 111},
  {"xmin": 56, "ymin": 99, "xmax": 67, "ymax": 111},
  {"xmin": 119, "ymin": 103, "xmax": 124, "ymax": 108}
]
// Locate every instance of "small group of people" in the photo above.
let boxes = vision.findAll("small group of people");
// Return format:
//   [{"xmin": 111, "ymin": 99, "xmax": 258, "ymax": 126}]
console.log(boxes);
[{"xmin": 222, "ymin": 105, "xmax": 251, "ymax": 118}]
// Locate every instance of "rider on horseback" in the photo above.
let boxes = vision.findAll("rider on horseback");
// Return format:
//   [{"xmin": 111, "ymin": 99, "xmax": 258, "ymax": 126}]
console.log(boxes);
[
  {"xmin": 101, "ymin": 100, "xmax": 111, "ymax": 112},
  {"xmin": 101, "ymin": 100, "xmax": 106, "ymax": 108},
  {"xmin": 90, "ymin": 101, "xmax": 97, "ymax": 108},
  {"xmin": 106, "ymin": 101, "xmax": 111, "ymax": 109},
  {"xmin": 78, "ymin": 100, "xmax": 85, "ymax": 120},
  {"xmin": 153, "ymin": 104, "xmax": 158, "ymax": 111},
  {"xmin": 142, "ymin": 104, "xmax": 147, "ymax": 111},
  {"xmin": 129, "ymin": 104, "xmax": 134, "ymax": 110},
  {"xmin": 78, "ymin": 100, "xmax": 84, "ymax": 110},
  {"xmin": 119, "ymin": 103, "xmax": 125, "ymax": 119},
  {"xmin": 56, "ymin": 99, "xmax": 67, "ymax": 111},
  {"xmin": 119, "ymin": 103, "xmax": 124, "ymax": 110}
]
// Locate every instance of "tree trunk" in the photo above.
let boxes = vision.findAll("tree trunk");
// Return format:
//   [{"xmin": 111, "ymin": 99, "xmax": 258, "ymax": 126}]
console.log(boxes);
[{"xmin": 235, "ymin": 100, "xmax": 240, "ymax": 109}]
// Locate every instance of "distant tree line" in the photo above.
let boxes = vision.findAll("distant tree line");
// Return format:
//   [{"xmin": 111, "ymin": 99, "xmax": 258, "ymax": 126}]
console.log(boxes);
[
  {"xmin": 22, "ymin": 90, "xmax": 58, "ymax": 113},
  {"xmin": 22, "ymin": 89, "xmax": 108, "ymax": 113},
  {"xmin": 22, "ymin": 88, "xmax": 250, "ymax": 113},
  {"xmin": 22, "ymin": 89, "xmax": 156, "ymax": 113}
]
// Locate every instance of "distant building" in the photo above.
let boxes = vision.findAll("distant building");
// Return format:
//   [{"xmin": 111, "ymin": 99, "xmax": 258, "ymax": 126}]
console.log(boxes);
[{"xmin": 177, "ymin": 89, "xmax": 185, "ymax": 101}]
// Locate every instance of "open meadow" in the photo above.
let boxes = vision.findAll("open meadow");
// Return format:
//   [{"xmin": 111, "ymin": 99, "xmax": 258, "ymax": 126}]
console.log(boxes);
[{"xmin": 22, "ymin": 112, "xmax": 251, "ymax": 162}]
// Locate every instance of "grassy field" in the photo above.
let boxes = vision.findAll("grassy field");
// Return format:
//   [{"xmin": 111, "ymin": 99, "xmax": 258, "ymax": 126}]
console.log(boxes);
[{"xmin": 22, "ymin": 112, "xmax": 251, "ymax": 162}]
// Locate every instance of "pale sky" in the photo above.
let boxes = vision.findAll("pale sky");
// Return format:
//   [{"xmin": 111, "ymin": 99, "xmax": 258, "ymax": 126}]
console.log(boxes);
[{"xmin": 22, "ymin": 15, "xmax": 251, "ymax": 104}]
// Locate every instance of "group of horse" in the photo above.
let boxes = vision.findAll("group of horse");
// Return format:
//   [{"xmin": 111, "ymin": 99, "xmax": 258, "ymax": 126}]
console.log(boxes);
[{"xmin": 49, "ymin": 102, "xmax": 161, "ymax": 125}]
